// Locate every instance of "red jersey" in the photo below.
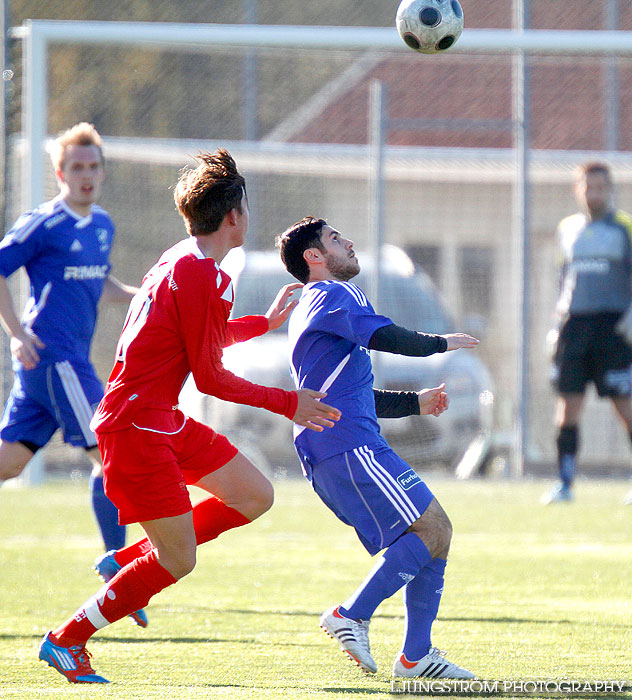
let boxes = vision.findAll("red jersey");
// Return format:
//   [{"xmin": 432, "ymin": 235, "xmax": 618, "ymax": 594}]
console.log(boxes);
[{"xmin": 92, "ymin": 237, "xmax": 297, "ymax": 433}]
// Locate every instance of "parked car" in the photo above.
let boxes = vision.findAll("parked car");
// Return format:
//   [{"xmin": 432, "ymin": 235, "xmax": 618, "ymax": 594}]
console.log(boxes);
[{"xmin": 180, "ymin": 245, "xmax": 494, "ymax": 474}]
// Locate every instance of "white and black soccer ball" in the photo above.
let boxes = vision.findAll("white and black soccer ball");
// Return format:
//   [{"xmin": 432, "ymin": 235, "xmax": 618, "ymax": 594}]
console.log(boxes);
[{"xmin": 396, "ymin": 0, "xmax": 464, "ymax": 54}]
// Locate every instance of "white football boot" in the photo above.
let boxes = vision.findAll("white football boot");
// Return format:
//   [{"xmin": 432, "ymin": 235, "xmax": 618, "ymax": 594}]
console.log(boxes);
[
  {"xmin": 393, "ymin": 647, "xmax": 475, "ymax": 679},
  {"xmin": 319, "ymin": 605, "xmax": 377, "ymax": 673}
]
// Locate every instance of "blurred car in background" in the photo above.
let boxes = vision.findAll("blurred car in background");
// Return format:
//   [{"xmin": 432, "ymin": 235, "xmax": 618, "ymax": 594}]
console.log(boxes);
[{"xmin": 180, "ymin": 245, "xmax": 494, "ymax": 474}]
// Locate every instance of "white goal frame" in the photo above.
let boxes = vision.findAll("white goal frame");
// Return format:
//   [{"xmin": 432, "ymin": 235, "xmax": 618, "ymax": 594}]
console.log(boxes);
[
  {"xmin": 9, "ymin": 20, "xmax": 632, "ymax": 477},
  {"xmin": 10, "ymin": 20, "xmax": 632, "ymax": 209}
]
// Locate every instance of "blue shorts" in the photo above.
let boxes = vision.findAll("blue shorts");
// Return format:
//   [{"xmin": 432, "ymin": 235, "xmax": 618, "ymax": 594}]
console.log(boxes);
[
  {"xmin": 0, "ymin": 361, "xmax": 104, "ymax": 449},
  {"xmin": 309, "ymin": 443, "xmax": 434, "ymax": 555}
]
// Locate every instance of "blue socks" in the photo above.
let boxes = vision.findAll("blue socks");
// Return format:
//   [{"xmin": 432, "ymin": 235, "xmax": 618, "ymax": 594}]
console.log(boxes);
[
  {"xmin": 402, "ymin": 557, "xmax": 447, "ymax": 661},
  {"xmin": 90, "ymin": 475, "xmax": 126, "ymax": 551},
  {"xmin": 340, "ymin": 532, "xmax": 432, "ymax": 620}
]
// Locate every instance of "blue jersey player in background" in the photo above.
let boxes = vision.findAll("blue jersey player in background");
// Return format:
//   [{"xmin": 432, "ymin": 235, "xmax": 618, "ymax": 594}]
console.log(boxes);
[
  {"xmin": 277, "ymin": 216, "xmax": 479, "ymax": 680},
  {"xmin": 0, "ymin": 123, "xmax": 145, "ymax": 623}
]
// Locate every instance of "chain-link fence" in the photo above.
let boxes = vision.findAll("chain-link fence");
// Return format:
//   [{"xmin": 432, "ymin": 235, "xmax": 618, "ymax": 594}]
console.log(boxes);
[{"xmin": 4, "ymin": 1, "xmax": 632, "ymax": 478}]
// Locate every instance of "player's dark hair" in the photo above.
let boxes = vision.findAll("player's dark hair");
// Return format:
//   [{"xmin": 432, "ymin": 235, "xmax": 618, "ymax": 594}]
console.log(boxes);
[
  {"xmin": 174, "ymin": 148, "xmax": 246, "ymax": 236},
  {"xmin": 578, "ymin": 161, "xmax": 612, "ymax": 184},
  {"xmin": 276, "ymin": 216, "xmax": 327, "ymax": 284}
]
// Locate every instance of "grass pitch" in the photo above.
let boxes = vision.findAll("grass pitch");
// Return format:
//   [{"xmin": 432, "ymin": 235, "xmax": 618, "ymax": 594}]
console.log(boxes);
[{"xmin": 0, "ymin": 477, "xmax": 630, "ymax": 699}]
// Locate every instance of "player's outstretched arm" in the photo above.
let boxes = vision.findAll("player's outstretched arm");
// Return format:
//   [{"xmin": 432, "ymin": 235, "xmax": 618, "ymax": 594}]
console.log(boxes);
[
  {"xmin": 418, "ymin": 383, "xmax": 449, "ymax": 417},
  {"xmin": 369, "ymin": 323, "xmax": 478, "ymax": 357},
  {"xmin": 292, "ymin": 388, "xmax": 341, "ymax": 432},
  {"xmin": 102, "ymin": 275, "xmax": 139, "ymax": 304},
  {"xmin": 441, "ymin": 333, "xmax": 480, "ymax": 351},
  {"xmin": 265, "ymin": 283, "xmax": 303, "ymax": 331}
]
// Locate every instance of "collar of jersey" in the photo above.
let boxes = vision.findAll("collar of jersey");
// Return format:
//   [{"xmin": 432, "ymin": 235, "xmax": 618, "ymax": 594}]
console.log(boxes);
[
  {"xmin": 180, "ymin": 236, "xmax": 208, "ymax": 260},
  {"xmin": 55, "ymin": 195, "xmax": 94, "ymax": 229}
]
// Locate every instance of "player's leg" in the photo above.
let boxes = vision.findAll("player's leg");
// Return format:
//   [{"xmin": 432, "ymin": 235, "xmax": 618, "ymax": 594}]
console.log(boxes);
[
  {"xmin": 47, "ymin": 361, "xmax": 127, "ymax": 551},
  {"xmin": 86, "ymin": 447, "xmax": 126, "ymax": 552},
  {"xmin": 108, "ymin": 424, "xmax": 267, "ymax": 568},
  {"xmin": 595, "ymin": 321, "xmax": 632, "ymax": 503},
  {"xmin": 89, "ymin": 448, "xmax": 148, "ymax": 627},
  {"xmin": 193, "ymin": 449, "xmax": 274, "ymax": 520},
  {"xmin": 547, "ymin": 392, "xmax": 584, "ymax": 501},
  {"xmin": 392, "ymin": 499, "xmax": 472, "ymax": 679},
  {"xmin": 0, "ymin": 370, "xmax": 55, "ymax": 482},
  {"xmin": 340, "ymin": 497, "xmax": 447, "ymax": 621},
  {"xmin": 0, "ymin": 439, "xmax": 37, "ymax": 481},
  {"xmin": 610, "ymin": 396, "xmax": 632, "ymax": 503},
  {"xmin": 313, "ymin": 446, "xmax": 433, "ymax": 673},
  {"xmin": 40, "ymin": 512, "xmax": 187, "ymax": 683},
  {"xmin": 41, "ymin": 424, "xmax": 195, "ymax": 683},
  {"xmin": 545, "ymin": 318, "xmax": 589, "ymax": 503}
]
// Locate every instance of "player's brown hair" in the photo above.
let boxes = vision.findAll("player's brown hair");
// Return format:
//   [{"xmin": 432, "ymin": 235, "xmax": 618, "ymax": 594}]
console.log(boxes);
[
  {"xmin": 276, "ymin": 216, "xmax": 327, "ymax": 284},
  {"xmin": 577, "ymin": 161, "xmax": 612, "ymax": 184},
  {"xmin": 50, "ymin": 122, "xmax": 104, "ymax": 171},
  {"xmin": 174, "ymin": 149, "xmax": 246, "ymax": 237}
]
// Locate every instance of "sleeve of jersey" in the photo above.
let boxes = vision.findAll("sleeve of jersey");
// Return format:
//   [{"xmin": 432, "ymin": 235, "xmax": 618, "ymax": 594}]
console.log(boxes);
[
  {"xmin": 174, "ymin": 262, "xmax": 297, "ymax": 420},
  {"xmin": 0, "ymin": 213, "xmax": 43, "ymax": 277},
  {"xmin": 310, "ymin": 284, "xmax": 393, "ymax": 347},
  {"xmin": 224, "ymin": 315, "xmax": 269, "ymax": 346}
]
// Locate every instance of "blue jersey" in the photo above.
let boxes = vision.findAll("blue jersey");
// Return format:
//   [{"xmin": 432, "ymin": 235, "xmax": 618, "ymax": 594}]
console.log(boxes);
[
  {"xmin": 0, "ymin": 195, "xmax": 114, "ymax": 367},
  {"xmin": 288, "ymin": 280, "xmax": 393, "ymax": 473}
]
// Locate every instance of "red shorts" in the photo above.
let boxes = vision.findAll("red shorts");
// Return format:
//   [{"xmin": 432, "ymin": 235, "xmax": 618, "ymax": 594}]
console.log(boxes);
[{"xmin": 97, "ymin": 409, "xmax": 238, "ymax": 525}]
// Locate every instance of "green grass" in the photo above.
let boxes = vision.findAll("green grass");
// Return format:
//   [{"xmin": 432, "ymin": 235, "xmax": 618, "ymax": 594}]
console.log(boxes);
[{"xmin": 0, "ymin": 478, "xmax": 630, "ymax": 699}]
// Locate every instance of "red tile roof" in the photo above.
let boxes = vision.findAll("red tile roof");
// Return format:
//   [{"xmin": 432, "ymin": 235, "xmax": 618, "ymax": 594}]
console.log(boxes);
[{"xmin": 285, "ymin": 0, "xmax": 632, "ymax": 151}]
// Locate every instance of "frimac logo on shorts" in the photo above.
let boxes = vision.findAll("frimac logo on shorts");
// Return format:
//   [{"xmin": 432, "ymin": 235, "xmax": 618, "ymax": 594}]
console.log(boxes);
[{"xmin": 397, "ymin": 468, "xmax": 421, "ymax": 490}]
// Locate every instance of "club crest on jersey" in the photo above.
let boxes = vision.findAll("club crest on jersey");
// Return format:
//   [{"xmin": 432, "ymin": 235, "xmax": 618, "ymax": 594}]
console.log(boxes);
[
  {"xmin": 397, "ymin": 468, "xmax": 421, "ymax": 490},
  {"xmin": 96, "ymin": 228, "xmax": 110, "ymax": 252}
]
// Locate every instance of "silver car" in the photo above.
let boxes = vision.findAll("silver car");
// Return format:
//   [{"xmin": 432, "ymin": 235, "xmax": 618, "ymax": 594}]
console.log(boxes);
[{"xmin": 180, "ymin": 246, "xmax": 494, "ymax": 474}]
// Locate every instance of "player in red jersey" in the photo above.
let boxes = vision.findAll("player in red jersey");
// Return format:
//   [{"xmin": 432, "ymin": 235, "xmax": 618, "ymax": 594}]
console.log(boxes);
[{"xmin": 39, "ymin": 149, "xmax": 341, "ymax": 684}]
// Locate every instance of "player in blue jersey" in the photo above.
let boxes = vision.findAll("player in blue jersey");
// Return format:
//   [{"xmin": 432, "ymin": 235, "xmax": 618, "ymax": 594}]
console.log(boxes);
[
  {"xmin": 544, "ymin": 161, "xmax": 632, "ymax": 505},
  {"xmin": 276, "ymin": 216, "xmax": 479, "ymax": 679},
  {"xmin": 0, "ymin": 124, "xmax": 143, "ymax": 617}
]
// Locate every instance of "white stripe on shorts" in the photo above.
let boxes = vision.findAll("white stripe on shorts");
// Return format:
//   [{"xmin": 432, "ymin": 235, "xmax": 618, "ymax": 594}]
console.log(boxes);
[
  {"xmin": 354, "ymin": 445, "xmax": 420, "ymax": 524},
  {"xmin": 361, "ymin": 445, "xmax": 422, "ymax": 521},
  {"xmin": 54, "ymin": 361, "xmax": 96, "ymax": 445}
]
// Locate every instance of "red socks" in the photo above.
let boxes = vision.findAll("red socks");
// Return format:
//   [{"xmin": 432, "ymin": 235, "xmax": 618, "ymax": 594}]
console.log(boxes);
[
  {"xmin": 52, "ymin": 550, "xmax": 176, "ymax": 647},
  {"xmin": 51, "ymin": 497, "xmax": 249, "ymax": 648},
  {"xmin": 114, "ymin": 496, "xmax": 250, "ymax": 567}
]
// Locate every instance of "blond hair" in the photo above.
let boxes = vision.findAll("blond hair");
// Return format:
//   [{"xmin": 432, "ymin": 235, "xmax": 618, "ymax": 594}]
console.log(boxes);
[{"xmin": 50, "ymin": 122, "xmax": 103, "ymax": 171}]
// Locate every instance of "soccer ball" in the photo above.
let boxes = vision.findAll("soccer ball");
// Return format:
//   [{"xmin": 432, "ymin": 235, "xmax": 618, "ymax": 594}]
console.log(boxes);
[{"xmin": 396, "ymin": 0, "xmax": 464, "ymax": 54}]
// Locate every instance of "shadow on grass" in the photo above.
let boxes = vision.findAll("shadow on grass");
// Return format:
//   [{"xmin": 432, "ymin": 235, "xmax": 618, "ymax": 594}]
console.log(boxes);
[
  {"xmin": 0, "ymin": 632, "xmax": 321, "ymax": 648},
  {"xmin": 196, "ymin": 608, "xmax": 577, "ymax": 627}
]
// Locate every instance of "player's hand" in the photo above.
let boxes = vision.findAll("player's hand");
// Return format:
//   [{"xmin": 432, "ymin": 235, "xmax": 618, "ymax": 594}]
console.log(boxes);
[
  {"xmin": 417, "ymin": 383, "xmax": 449, "ymax": 417},
  {"xmin": 292, "ymin": 388, "xmax": 341, "ymax": 432},
  {"xmin": 441, "ymin": 333, "xmax": 480, "ymax": 351},
  {"xmin": 10, "ymin": 330, "xmax": 45, "ymax": 369},
  {"xmin": 265, "ymin": 283, "xmax": 303, "ymax": 331}
]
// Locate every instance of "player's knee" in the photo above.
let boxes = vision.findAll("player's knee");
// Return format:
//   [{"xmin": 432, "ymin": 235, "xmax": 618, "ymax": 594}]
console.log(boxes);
[
  {"xmin": 436, "ymin": 514, "xmax": 453, "ymax": 558},
  {"xmin": 0, "ymin": 460, "xmax": 26, "ymax": 480},
  {"xmin": 169, "ymin": 550, "xmax": 197, "ymax": 580},
  {"xmin": 251, "ymin": 479, "xmax": 274, "ymax": 519},
  {"xmin": 408, "ymin": 503, "xmax": 453, "ymax": 559},
  {"xmin": 156, "ymin": 546, "xmax": 197, "ymax": 580}
]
